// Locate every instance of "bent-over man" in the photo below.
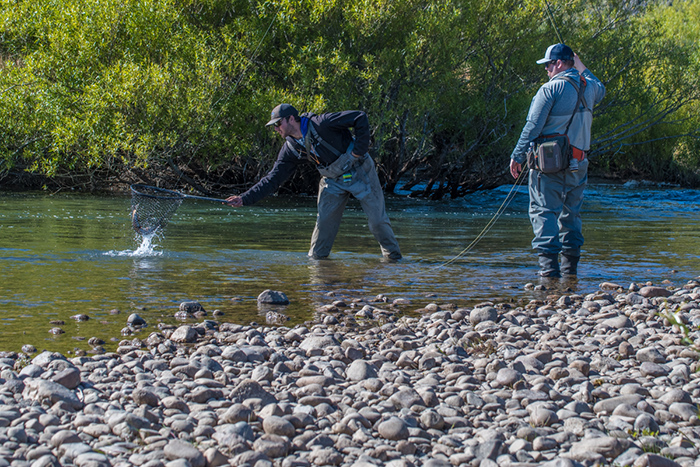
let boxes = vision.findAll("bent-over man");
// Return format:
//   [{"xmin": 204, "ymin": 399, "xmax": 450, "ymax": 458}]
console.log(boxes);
[{"xmin": 226, "ymin": 104, "xmax": 402, "ymax": 260}]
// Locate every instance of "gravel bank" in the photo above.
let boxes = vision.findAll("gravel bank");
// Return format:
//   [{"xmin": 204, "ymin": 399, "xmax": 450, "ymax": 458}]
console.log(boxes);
[{"xmin": 1, "ymin": 278, "xmax": 700, "ymax": 467}]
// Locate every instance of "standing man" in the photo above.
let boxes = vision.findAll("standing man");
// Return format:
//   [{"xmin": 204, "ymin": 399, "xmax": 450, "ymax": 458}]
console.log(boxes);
[
  {"xmin": 510, "ymin": 44, "xmax": 605, "ymax": 277},
  {"xmin": 226, "ymin": 104, "xmax": 402, "ymax": 260}
]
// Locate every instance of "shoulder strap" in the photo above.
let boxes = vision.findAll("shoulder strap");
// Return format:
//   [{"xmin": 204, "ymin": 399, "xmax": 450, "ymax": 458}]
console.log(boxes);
[
  {"xmin": 557, "ymin": 75, "xmax": 587, "ymax": 136},
  {"xmin": 308, "ymin": 121, "xmax": 343, "ymax": 157},
  {"xmin": 285, "ymin": 140, "xmax": 304, "ymax": 159}
]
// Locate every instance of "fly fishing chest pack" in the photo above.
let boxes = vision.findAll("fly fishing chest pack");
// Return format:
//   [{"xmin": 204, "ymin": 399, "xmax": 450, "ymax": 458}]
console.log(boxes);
[{"xmin": 528, "ymin": 75, "xmax": 587, "ymax": 173}]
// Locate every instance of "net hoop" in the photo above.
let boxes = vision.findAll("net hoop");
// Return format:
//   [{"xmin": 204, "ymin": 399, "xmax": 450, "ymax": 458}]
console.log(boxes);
[{"xmin": 130, "ymin": 184, "xmax": 186, "ymax": 201}]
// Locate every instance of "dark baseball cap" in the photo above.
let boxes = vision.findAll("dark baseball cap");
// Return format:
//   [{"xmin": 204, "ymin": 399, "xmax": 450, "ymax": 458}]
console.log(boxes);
[
  {"xmin": 265, "ymin": 103, "xmax": 299, "ymax": 127},
  {"xmin": 536, "ymin": 43, "xmax": 574, "ymax": 64}
]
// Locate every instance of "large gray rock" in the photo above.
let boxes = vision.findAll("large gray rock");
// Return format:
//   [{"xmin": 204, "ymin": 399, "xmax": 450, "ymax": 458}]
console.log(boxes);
[
  {"xmin": 668, "ymin": 402, "xmax": 699, "ymax": 421},
  {"xmin": 377, "ymin": 416, "xmax": 409, "ymax": 440},
  {"xmin": 593, "ymin": 395, "xmax": 643, "ymax": 415},
  {"xmin": 389, "ymin": 388, "xmax": 423, "ymax": 409},
  {"xmin": 470, "ymin": 306, "xmax": 498, "ymax": 325},
  {"xmin": 23, "ymin": 379, "xmax": 83, "ymax": 410},
  {"xmin": 31, "ymin": 351, "xmax": 65, "ymax": 368},
  {"xmin": 633, "ymin": 453, "xmax": 683, "ymax": 467},
  {"xmin": 257, "ymin": 290, "xmax": 290, "ymax": 305},
  {"xmin": 229, "ymin": 379, "xmax": 276, "ymax": 406},
  {"xmin": 164, "ymin": 440, "xmax": 205, "ymax": 467},
  {"xmin": 262, "ymin": 416, "xmax": 295, "ymax": 438},
  {"xmin": 639, "ymin": 286, "xmax": 672, "ymax": 298},
  {"xmin": 253, "ymin": 434, "xmax": 289, "ymax": 458},
  {"xmin": 170, "ymin": 325, "xmax": 199, "ymax": 343},
  {"xmin": 299, "ymin": 334, "xmax": 340, "ymax": 352},
  {"xmin": 127, "ymin": 313, "xmax": 147, "ymax": 327},
  {"xmin": 570, "ymin": 436, "xmax": 631, "ymax": 460},
  {"xmin": 346, "ymin": 360, "xmax": 378, "ymax": 381},
  {"xmin": 51, "ymin": 367, "xmax": 81, "ymax": 390},
  {"xmin": 132, "ymin": 388, "xmax": 160, "ymax": 407},
  {"xmin": 636, "ymin": 347, "xmax": 666, "ymax": 363}
]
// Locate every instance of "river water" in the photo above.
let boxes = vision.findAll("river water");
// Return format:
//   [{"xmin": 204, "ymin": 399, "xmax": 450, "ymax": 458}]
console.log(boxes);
[{"xmin": 1, "ymin": 181, "xmax": 698, "ymax": 354}]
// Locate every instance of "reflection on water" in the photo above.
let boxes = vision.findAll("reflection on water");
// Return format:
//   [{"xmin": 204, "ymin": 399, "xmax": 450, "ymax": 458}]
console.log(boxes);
[{"xmin": 0, "ymin": 182, "xmax": 698, "ymax": 354}]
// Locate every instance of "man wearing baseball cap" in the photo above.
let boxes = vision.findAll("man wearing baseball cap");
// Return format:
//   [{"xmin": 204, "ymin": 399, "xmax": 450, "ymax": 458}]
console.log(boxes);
[
  {"xmin": 509, "ymin": 44, "xmax": 606, "ymax": 277},
  {"xmin": 226, "ymin": 104, "xmax": 402, "ymax": 260}
]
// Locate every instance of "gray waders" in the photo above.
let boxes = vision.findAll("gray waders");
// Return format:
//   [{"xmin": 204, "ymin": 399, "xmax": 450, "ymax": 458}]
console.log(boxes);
[
  {"xmin": 288, "ymin": 124, "xmax": 401, "ymax": 260},
  {"xmin": 310, "ymin": 154, "xmax": 401, "ymax": 260},
  {"xmin": 529, "ymin": 158, "xmax": 588, "ymax": 277}
]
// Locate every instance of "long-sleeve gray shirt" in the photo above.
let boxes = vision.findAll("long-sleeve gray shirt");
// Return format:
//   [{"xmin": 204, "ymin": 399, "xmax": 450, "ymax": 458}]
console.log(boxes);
[{"xmin": 511, "ymin": 68, "xmax": 606, "ymax": 164}]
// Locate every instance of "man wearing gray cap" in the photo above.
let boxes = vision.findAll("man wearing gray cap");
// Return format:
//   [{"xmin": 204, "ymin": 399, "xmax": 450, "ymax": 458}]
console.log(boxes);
[
  {"xmin": 226, "ymin": 104, "xmax": 402, "ymax": 260},
  {"xmin": 509, "ymin": 44, "xmax": 605, "ymax": 277}
]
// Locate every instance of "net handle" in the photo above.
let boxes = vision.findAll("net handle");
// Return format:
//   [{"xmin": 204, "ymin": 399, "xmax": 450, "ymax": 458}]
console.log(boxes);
[{"xmin": 130, "ymin": 184, "xmax": 227, "ymax": 203}]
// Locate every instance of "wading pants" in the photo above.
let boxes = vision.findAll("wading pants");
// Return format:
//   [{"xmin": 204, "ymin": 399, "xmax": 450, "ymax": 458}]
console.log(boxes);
[
  {"xmin": 528, "ymin": 158, "xmax": 588, "ymax": 258},
  {"xmin": 309, "ymin": 156, "xmax": 402, "ymax": 260}
]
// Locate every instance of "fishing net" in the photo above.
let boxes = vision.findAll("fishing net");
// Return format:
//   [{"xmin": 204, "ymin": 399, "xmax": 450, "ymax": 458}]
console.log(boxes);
[{"xmin": 130, "ymin": 184, "xmax": 185, "ymax": 235}]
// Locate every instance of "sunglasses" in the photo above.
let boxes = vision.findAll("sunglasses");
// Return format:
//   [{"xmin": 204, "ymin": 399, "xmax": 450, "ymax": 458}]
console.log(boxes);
[{"xmin": 274, "ymin": 117, "xmax": 286, "ymax": 128}]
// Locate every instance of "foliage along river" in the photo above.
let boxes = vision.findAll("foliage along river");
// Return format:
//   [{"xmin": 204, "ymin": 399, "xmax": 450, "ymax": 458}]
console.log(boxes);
[{"xmin": 1, "ymin": 181, "xmax": 698, "ymax": 355}]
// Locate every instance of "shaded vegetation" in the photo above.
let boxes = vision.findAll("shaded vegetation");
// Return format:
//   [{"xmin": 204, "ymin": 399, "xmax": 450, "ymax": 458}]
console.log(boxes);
[{"xmin": 1, "ymin": 0, "xmax": 699, "ymax": 198}]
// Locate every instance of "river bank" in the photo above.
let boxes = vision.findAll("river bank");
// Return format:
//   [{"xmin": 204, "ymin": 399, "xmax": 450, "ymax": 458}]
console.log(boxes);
[{"xmin": 1, "ymin": 276, "xmax": 700, "ymax": 467}]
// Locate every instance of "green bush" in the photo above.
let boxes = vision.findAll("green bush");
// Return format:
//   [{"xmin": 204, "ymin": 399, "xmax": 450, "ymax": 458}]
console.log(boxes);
[{"xmin": 1, "ymin": 0, "xmax": 699, "ymax": 195}]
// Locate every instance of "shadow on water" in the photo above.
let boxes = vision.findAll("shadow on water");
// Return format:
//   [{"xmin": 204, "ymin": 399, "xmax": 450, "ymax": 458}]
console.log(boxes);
[{"xmin": 0, "ymin": 181, "xmax": 698, "ymax": 354}]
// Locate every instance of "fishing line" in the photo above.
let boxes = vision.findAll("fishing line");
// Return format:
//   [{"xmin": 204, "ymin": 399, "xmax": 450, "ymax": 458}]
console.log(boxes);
[
  {"xmin": 175, "ymin": 3, "xmax": 284, "ymax": 187},
  {"xmin": 543, "ymin": 0, "xmax": 564, "ymax": 44},
  {"xmin": 429, "ymin": 167, "xmax": 528, "ymax": 271},
  {"xmin": 428, "ymin": 2, "xmax": 564, "ymax": 270}
]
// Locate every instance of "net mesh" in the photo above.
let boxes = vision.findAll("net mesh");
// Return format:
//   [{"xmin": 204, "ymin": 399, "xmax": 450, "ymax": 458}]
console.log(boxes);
[{"xmin": 130, "ymin": 184, "xmax": 185, "ymax": 235}]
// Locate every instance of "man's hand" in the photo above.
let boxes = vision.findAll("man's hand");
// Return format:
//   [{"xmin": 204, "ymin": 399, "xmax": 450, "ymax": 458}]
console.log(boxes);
[
  {"xmin": 510, "ymin": 159, "xmax": 522, "ymax": 179},
  {"xmin": 225, "ymin": 195, "xmax": 243, "ymax": 207},
  {"xmin": 573, "ymin": 53, "xmax": 587, "ymax": 73}
]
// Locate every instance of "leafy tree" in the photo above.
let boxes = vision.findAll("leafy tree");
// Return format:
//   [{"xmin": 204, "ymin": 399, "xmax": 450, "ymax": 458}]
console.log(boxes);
[{"xmin": 1, "ymin": 0, "xmax": 699, "ymax": 194}]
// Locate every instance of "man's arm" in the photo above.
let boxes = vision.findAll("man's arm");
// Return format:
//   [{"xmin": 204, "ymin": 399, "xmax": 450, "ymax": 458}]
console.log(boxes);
[
  {"xmin": 320, "ymin": 110, "xmax": 371, "ymax": 157},
  {"xmin": 226, "ymin": 144, "xmax": 300, "ymax": 207},
  {"xmin": 575, "ymin": 53, "xmax": 606, "ymax": 105}
]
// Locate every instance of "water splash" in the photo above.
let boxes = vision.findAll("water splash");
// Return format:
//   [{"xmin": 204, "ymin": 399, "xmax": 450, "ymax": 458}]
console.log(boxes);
[{"xmin": 105, "ymin": 233, "xmax": 162, "ymax": 257}]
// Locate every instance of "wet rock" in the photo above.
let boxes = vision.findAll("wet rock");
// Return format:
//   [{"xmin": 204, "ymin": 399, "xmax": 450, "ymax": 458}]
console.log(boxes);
[
  {"xmin": 180, "ymin": 301, "xmax": 205, "ymax": 313},
  {"xmin": 257, "ymin": 290, "xmax": 290, "ymax": 305},
  {"xmin": 127, "ymin": 313, "xmax": 147, "ymax": 327}
]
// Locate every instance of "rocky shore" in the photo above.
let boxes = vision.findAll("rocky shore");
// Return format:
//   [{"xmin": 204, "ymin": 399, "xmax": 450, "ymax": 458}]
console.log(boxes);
[{"xmin": 2, "ymin": 278, "xmax": 700, "ymax": 467}]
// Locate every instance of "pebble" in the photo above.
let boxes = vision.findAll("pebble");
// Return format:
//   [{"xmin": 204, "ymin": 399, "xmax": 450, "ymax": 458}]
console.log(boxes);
[{"xmin": 1, "ymin": 279, "xmax": 699, "ymax": 467}]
